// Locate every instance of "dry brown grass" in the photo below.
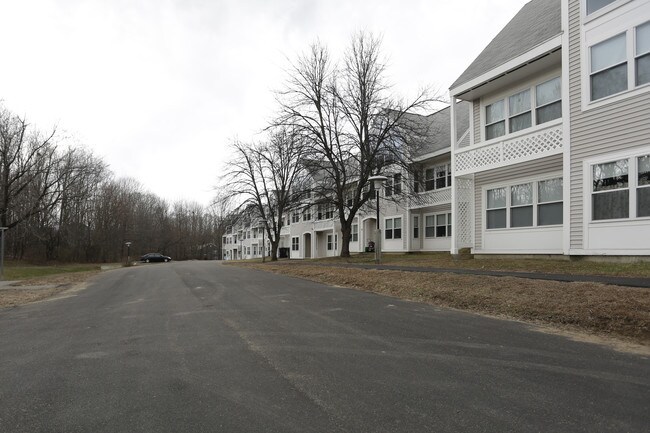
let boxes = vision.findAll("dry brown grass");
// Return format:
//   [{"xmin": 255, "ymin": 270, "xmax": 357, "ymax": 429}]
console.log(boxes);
[
  {"xmin": 0, "ymin": 270, "xmax": 99, "ymax": 308},
  {"xmin": 232, "ymin": 262, "xmax": 650, "ymax": 346}
]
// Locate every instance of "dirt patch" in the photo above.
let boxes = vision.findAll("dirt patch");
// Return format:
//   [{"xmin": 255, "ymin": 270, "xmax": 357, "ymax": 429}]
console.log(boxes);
[
  {"xmin": 0, "ymin": 270, "xmax": 99, "ymax": 308},
  {"xmin": 231, "ymin": 262, "xmax": 650, "ymax": 353}
]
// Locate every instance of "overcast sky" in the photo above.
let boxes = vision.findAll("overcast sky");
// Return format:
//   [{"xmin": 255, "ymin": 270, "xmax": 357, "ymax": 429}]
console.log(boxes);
[{"xmin": 0, "ymin": 0, "xmax": 528, "ymax": 206}]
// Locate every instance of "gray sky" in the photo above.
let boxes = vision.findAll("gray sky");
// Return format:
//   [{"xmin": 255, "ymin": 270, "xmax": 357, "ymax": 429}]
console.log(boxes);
[{"xmin": 0, "ymin": 0, "xmax": 528, "ymax": 206}]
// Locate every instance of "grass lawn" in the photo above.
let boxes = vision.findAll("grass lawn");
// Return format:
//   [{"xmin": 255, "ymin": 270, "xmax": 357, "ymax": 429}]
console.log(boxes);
[
  {"xmin": 305, "ymin": 252, "xmax": 650, "ymax": 277},
  {"xmin": 1, "ymin": 262, "xmax": 102, "ymax": 281}
]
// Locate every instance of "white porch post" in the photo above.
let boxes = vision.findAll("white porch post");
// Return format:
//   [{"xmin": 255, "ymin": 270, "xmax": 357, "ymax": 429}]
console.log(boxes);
[{"xmin": 450, "ymin": 96, "xmax": 459, "ymax": 255}]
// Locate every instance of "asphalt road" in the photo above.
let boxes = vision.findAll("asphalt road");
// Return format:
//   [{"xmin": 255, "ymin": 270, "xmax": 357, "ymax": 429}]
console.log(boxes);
[{"xmin": 0, "ymin": 261, "xmax": 648, "ymax": 433}]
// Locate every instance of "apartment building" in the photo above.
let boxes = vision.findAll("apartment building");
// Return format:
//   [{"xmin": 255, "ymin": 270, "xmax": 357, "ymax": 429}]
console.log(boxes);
[
  {"xmin": 450, "ymin": 0, "xmax": 649, "ymax": 257},
  {"xmin": 275, "ymin": 104, "xmax": 469, "ymax": 259}
]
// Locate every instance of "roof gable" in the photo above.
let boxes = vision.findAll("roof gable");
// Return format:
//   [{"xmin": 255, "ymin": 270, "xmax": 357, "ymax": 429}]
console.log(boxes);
[{"xmin": 451, "ymin": 0, "xmax": 561, "ymax": 90}]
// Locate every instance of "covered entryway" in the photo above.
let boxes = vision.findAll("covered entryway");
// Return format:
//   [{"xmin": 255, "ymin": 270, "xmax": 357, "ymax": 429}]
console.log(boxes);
[{"xmin": 303, "ymin": 233, "xmax": 312, "ymax": 258}]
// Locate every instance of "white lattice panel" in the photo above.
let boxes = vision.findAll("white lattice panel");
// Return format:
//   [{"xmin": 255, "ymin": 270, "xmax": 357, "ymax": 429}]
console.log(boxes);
[
  {"xmin": 454, "ymin": 123, "xmax": 563, "ymax": 175},
  {"xmin": 454, "ymin": 178, "xmax": 473, "ymax": 248},
  {"xmin": 503, "ymin": 126, "xmax": 562, "ymax": 161},
  {"xmin": 409, "ymin": 188, "xmax": 452, "ymax": 209}
]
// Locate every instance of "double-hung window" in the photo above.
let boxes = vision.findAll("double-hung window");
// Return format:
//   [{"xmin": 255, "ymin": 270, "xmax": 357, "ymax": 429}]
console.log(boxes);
[
  {"xmin": 291, "ymin": 237, "xmax": 299, "ymax": 251},
  {"xmin": 393, "ymin": 174, "xmax": 402, "ymax": 195},
  {"xmin": 486, "ymin": 188, "xmax": 507, "ymax": 229},
  {"xmin": 425, "ymin": 168, "xmax": 435, "ymax": 191},
  {"xmin": 510, "ymin": 183, "xmax": 533, "ymax": 228},
  {"xmin": 586, "ymin": 0, "xmax": 616, "ymax": 15},
  {"xmin": 591, "ymin": 154, "xmax": 650, "ymax": 220},
  {"xmin": 424, "ymin": 213, "xmax": 452, "ymax": 238},
  {"xmin": 485, "ymin": 77, "xmax": 562, "ymax": 139},
  {"xmin": 588, "ymin": 21, "xmax": 650, "ymax": 102},
  {"xmin": 351, "ymin": 224, "xmax": 359, "ymax": 242},
  {"xmin": 292, "ymin": 211, "xmax": 300, "ymax": 223},
  {"xmin": 385, "ymin": 217, "xmax": 402, "ymax": 240},
  {"xmin": 636, "ymin": 22, "xmax": 650, "ymax": 87},
  {"xmin": 413, "ymin": 216, "xmax": 419, "ymax": 239},
  {"xmin": 590, "ymin": 33, "xmax": 627, "ymax": 101},
  {"xmin": 303, "ymin": 207, "xmax": 311, "ymax": 222},
  {"xmin": 423, "ymin": 165, "xmax": 451, "ymax": 191},
  {"xmin": 486, "ymin": 178, "xmax": 563, "ymax": 229},
  {"xmin": 485, "ymin": 99, "xmax": 506, "ymax": 140},
  {"xmin": 536, "ymin": 77, "xmax": 562, "ymax": 124},
  {"xmin": 508, "ymin": 89, "xmax": 532, "ymax": 133},
  {"xmin": 327, "ymin": 234, "xmax": 334, "ymax": 250}
]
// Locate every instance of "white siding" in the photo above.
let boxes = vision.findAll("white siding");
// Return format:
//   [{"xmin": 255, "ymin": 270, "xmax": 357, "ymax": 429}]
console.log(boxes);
[
  {"xmin": 473, "ymin": 154, "xmax": 563, "ymax": 250},
  {"xmin": 568, "ymin": 0, "xmax": 650, "ymax": 251}
]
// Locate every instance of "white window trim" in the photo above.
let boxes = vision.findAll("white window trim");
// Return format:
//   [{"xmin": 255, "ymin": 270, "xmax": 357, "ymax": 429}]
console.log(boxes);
[
  {"xmin": 580, "ymin": 1, "xmax": 650, "ymax": 111},
  {"xmin": 479, "ymin": 68, "xmax": 562, "ymax": 147},
  {"xmin": 482, "ymin": 172, "xmax": 564, "ymax": 232},
  {"xmin": 582, "ymin": 146, "xmax": 650, "ymax": 233},
  {"xmin": 422, "ymin": 163, "xmax": 452, "ymax": 192},
  {"xmin": 291, "ymin": 236, "xmax": 300, "ymax": 252},
  {"xmin": 423, "ymin": 211, "xmax": 453, "ymax": 239},
  {"xmin": 384, "ymin": 216, "xmax": 403, "ymax": 240},
  {"xmin": 582, "ymin": 0, "xmax": 633, "ymax": 23}
]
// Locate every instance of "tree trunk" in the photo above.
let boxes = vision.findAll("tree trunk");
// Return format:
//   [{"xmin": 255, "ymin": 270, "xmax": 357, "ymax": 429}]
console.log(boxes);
[{"xmin": 339, "ymin": 220, "xmax": 352, "ymax": 257}]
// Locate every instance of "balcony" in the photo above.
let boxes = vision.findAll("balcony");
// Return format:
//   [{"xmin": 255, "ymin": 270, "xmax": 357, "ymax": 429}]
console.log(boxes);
[
  {"xmin": 409, "ymin": 188, "xmax": 452, "ymax": 210},
  {"xmin": 454, "ymin": 121, "xmax": 562, "ymax": 176}
]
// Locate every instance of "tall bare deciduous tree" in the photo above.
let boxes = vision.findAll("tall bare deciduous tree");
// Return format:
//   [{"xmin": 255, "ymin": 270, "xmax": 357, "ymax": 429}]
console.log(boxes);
[
  {"xmin": 274, "ymin": 32, "xmax": 439, "ymax": 257},
  {"xmin": 221, "ymin": 128, "xmax": 306, "ymax": 261}
]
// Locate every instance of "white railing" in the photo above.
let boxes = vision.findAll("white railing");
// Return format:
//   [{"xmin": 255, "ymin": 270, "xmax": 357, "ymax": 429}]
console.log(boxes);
[
  {"xmin": 455, "ymin": 121, "xmax": 562, "ymax": 175},
  {"xmin": 409, "ymin": 188, "xmax": 452, "ymax": 209}
]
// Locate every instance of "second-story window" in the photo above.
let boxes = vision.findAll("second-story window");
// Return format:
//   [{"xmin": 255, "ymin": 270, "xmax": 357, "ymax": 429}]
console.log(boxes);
[
  {"xmin": 485, "ymin": 99, "xmax": 506, "ymax": 140},
  {"xmin": 536, "ymin": 77, "xmax": 562, "ymax": 124},
  {"xmin": 291, "ymin": 210, "xmax": 300, "ymax": 223},
  {"xmin": 586, "ymin": 0, "xmax": 616, "ymax": 15},
  {"xmin": 485, "ymin": 77, "xmax": 562, "ymax": 139},
  {"xmin": 590, "ymin": 33, "xmax": 627, "ymax": 101},
  {"xmin": 303, "ymin": 207, "xmax": 311, "ymax": 222},
  {"xmin": 636, "ymin": 22, "xmax": 650, "ymax": 87},
  {"xmin": 325, "ymin": 205, "xmax": 334, "ymax": 219},
  {"xmin": 508, "ymin": 89, "xmax": 532, "ymax": 133}
]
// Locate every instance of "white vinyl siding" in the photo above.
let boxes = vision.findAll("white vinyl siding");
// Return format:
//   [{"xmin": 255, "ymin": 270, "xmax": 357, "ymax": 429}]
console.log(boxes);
[{"xmin": 569, "ymin": 0, "xmax": 650, "ymax": 251}]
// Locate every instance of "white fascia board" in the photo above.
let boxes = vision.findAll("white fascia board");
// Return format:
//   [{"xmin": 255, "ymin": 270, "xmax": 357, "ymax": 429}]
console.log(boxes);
[
  {"xmin": 413, "ymin": 148, "xmax": 451, "ymax": 163},
  {"xmin": 450, "ymin": 35, "xmax": 563, "ymax": 97}
]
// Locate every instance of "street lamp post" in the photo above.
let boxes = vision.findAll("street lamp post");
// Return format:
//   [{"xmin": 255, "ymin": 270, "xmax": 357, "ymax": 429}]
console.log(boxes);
[
  {"xmin": 125, "ymin": 242, "xmax": 132, "ymax": 266},
  {"xmin": 259, "ymin": 219, "xmax": 267, "ymax": 263},
  {"xmin": 0, "ymin": 227, "xmax": 8, "ymax": 280},
  {"xmin": 368, "ymin": 176, "xmax": 388, "ymax": 264}
]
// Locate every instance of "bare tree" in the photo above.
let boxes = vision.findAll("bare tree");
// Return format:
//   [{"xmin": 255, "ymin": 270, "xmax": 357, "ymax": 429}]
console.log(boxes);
[
  {"xmin": 274, "ymin": 32, "xmax": 439, "ymax": 256},
  {"xmin": 220, "ymin": 128, "xmax": 306, "ymax": 260}
]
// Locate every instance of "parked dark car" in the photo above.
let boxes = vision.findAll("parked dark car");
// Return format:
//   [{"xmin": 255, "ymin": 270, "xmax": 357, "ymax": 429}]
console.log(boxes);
[{"xmin": 140, "ymin": 253, "xmax": 172, "ymax": 263}]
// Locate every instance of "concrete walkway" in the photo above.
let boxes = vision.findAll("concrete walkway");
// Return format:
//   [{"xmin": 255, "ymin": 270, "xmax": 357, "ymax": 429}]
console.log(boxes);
[{"xmin": 294, "ymin": 262, "xmax": 650, "ymax": 289}]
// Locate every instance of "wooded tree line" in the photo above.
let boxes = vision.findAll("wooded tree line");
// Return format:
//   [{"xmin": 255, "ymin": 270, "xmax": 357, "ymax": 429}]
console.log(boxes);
[
  {"xmin": 0, "ymin": 105, "xmax": 230, "ymax": 263},
  {"xmin": 220, "ymin": 32, "xmax": 441, "ymax": 259}
]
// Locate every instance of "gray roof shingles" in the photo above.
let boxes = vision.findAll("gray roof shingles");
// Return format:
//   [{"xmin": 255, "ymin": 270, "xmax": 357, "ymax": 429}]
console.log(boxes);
[{"xmin": 451, "ymin": 0, "xmax": 561, "ymax": 90}]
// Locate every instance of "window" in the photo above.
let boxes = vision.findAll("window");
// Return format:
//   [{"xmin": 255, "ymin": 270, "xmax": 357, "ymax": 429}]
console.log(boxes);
[
  {"xmin": 487, "ymin": 178, "xmax": 563, "ymax": 229},
  {"xmin": 253, "ymin": 228, "xmax": 258, "ymax": 239},
  {"xmin": 486, "ymin": 100, "xmax": 506, "ymax": 140},
  {"xmin": 413, "ymin": 216, "xmax": 419, "ymax": 239},
  {"xmin": 317, "ymin": 205, "xmax": 323, "ymax": 220},
  {"xmin": 636, "ymin": 22, "xmax": 650, "ymax": 87},
  {"xmin": 385, "ymin": 217, "xmax": 402, "ymax": 240},
  {"xmin": 486, "ymin": 187, "xmax": 507, "ymax": 229},
  {"xmin": 510, "ymin": 183, "xmax": 533, "ymax": 228},
  {"xmin": 508, "ymin": 89, "xmax": 532, "ymax": 133},
  {"xmin": 351, "ymin": 224, "xmax": 359, "ymax": 242},
  {"xmin": 425, "ymin": 168, "xmax": 435, "ymax": 191},
  {"xmin": 253, "ymin": 245, "xmax": 258, "ymax": 256},
  {"xmin": 325, "ymin": 205, "xmax": 334, "ymax": 219},
  {"xmin": 291, "ymin": 237, "xmax": 299, "ymax": 251},
  {"xmin": 536, "ymin": 77, "xmax": 562, "ymax": 124},
  {"xmin": 303, "ymin": 207, "xmax": 311, "ymax": 222},
  {"xmin": 591, "ymin": 155, "xmax": 650, "ymax": 221},
  {"xmin": 425, "ymin": 213, "xmax": 452, "ymax": 238},
  {"xmin": 327, "ymin": 234, "xmax": 334, "ymax": 250},
  {"xmin": 586, "ymin": 0, "xmax": 616, "ymax": 15},
  {"xmin": 485, "ymin": 77, "xmax": 562, "ymax": 139},
  {"xmin": 292, "ymin": 211, "xmax": 300, "ymax": 223},
  {"xmin": 590, "ymin": 33, "xmax": 627, "ymax": 101},
  {"xmin": 436, "ymin": 165, "xmax": 451, "ymax": 189},
  {"xmin": 414, "ymin": 170, "xmax": 421, "ymax": 193},
  {"xmin": 538, "ymin": 178, "xmax": 564, "ymax": 225},
  {"xmin": 592, "ymin": 159, "xmax": 629, "ymax": 220},
  {"xmin": 394, "ymin": 173, "xmax": 402, "ymax": 195}
]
